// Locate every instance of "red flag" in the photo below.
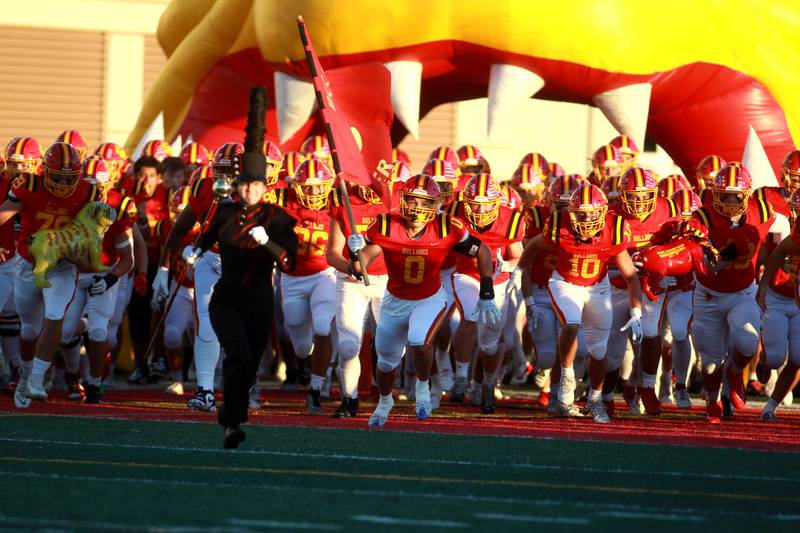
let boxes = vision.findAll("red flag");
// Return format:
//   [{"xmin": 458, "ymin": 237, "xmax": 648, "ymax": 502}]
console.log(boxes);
[{"xmin": 297, "ymin": 17, "xmax": 393, "ymax": 199}]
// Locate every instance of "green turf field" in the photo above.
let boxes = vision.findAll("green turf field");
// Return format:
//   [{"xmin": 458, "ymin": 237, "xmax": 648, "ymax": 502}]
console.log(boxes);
[{"xmin": 1, "ymin": 414, "xmax": 799, "ymax": 531}]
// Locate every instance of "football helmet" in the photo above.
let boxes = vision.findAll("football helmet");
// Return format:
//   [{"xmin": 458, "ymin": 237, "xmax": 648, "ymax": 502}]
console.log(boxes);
[
  {"xmin": 511, "ymin": 164, "xmax": 546, "ymax": 206},
  {"xmin": 169, "ymin": 186, "xmax": 192, "ymax": 222},
  {"xmin": 399, "ymin": 174, "xmax": 442, "ymax": 224},
  {"xmin": 5, "ymin": 136, "xmax": 43, "ymax": 176},
  {"xmin": 388, "ymin": 160, "xmax": 413, "ymax": 193},
  {"xmin": 712, "ymin": 164, "xmax": 752, "ymax": 218},
  {"xmin": 518, "ymin": 152, "xmax": 549, "ymax": 174},
  {"xmin": 42, "ymin": 142, "xmax": 82, "ymax": 198},
  {"xmin": 619, "ymin": 167, "xmax": 658, "ymax": 220},
  {"xmin": 548, "ymin": 175, "xmax": 584, "ymax": 212},
  {"xmin": 568, "ymin": 183, "xmax": 609, "ymax": 239},
  {"xmin": 421, "ymin": 158, "xmax": 458, "ymax": 206},
  {"xmin": 456, "ymin": 144, "xmax": 490, "ymax": 174},
  {"xmin": 300, "ymin": 135, "xmax": 331, "ymax": 162},
  {"xmin": 500, "ymin": 182, "xmax": 522, "ymax": 210},
  {"xmin": 81, "ymin": 156, "xmax": 112, "ymax": 197},
  {"xmin": 356, "ymin": 182, "xmax": 383, "ymax": 204},
  {"xmin": 212, "ymin": 143, "xmax": 244, "ymax": 179},
  {"xmin": 187, "ymin": 165, "xmax": 212, "ymax": 188},
  {"xmin": 671, "ymin": 189, "xmax": 702, "ymax": 221},
  {"xmin": 428, "ymin": 146, "xmax": 460, "ymax": 169},
  {"xmin": 264, "ymin": 141, "xmax": 282, "ymax": 186},
  {"xmin": 463, "ymin": 173, "xmax": 502, "ymax": 228},
  {"xmin": 600, "ymin": 176, "xmax": 621, "ymax": 204},
  {"xmin": 391, "ymin": 147, "xmax": 411, "ymax": 165},
  {"xmin": 609, "ymin": 134, "xmax": 640, "ymax": 165},
  {"xmin": 292, "ymin": 158, "xmax": 334, "ymax": 210},
  {"xmin": 94, "ymin": 142, "xmax": 128, "ymax": 182},
  {"xmin": 657, "ymin": 175, "xmax": 689, "ymax": 199},
  {"xmin": 549, "ymin": 161, "xmax": 565, "ymax": 182},
  {"xmin": 56, "ymin": 130, "xmax": 88, "ymax": 161},
  {"xmin": 789, "ymin": 189, "xmax": 800, "ymax": 223},
  {"xmin": 278, "ymin": 151, "xmax": 306, "ymax": 182},
  {"xmin": 142, "ymin": 139, "xmax": 173, "ymax": 162},
  {"xmin": 695, "ymin": 155, "xmax": 726, "ymax": 190},
  {"xmin": 591, "ymin": 144, "xmax": 625, "ymax": 181},
  {"xmin": 180, "ymin": 142, "xmax": 211, "ymax": 173},
  {"xmin": 781, "ymin": 150, "xmax": 800, "ymax": 192}
]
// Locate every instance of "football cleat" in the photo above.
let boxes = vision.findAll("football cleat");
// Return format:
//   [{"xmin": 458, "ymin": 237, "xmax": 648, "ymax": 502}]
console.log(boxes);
[
  {"xmin": 675, "ymin": 388, "xmax": 692, "ymax": 409},
  {"xmin": 165, "ymin": 381, "xmax": 184, "ymax": 395},
  {"xmin": 149, "ymin": 358, "xmax": 168, "ymax": 382},
  {"xmin": 65, "ymin": 373, "xmax": 85, "ymax": 401},
  {"xmin": 706, "ymin": 400, "xmax": 723, "ymax": 423},
  {"xmin": 369, "ymin": 396, "xmax": 395, "ymax": 428},
  {"xmin": 438, "ymin": 367, "xmax": 455, "ymax": 392},
  {"xmin": 127, "ymin": 367, "xmax": 147, "ymax": 384},
  {"xmin": 223, "ymin": 426, "xmax": 246, "ymax": 449},
  {"xmin": 84, "ymin": 384, "xmax": 102, "ymax": 404},
  {"xmin": 333, "ymin": 396, "xmax": 359, "ymax": 418},
  {"xmin": 760, "ymin": 409, "xmax": 777, "ymax": 422},
  {"xmin": 430, "ymin": 381, "xmax": 442, "ymax": 411},
  {"xmin": 14, "ymin": 377, "xmax": 31, "ymax": 408},
  {"xmin": 248, "ymin": 383, "xmax": 261, "ymax": 409},
  {"xmin": 297, "ymin": 358, "xmax": 311, "ymax": 386},
  {"xmin": 450, "ymin": 376, "xmax": 467, "ymax": 403},
  {"xmin": 726, "ymin": 366, "xmax": 746, "ymax": 409},
  {"xmin": 307, "ymin": 389, "xmax": 324, "ymax": 414},
  {"xmin": 722, "ymin": 395, "xmax": 735, "ymax": 418},
  {"xmin": 480, "ymin": 383, "xmax": 497, "ymax": 415},
  {"xmin": 415, "ymin": 380, "xmax": 432, "ymax": 420},
  {"xmin": 553, "ymin": 402, "xmax": 584, "ymax": 418},
  {"xmin": 25, "ymin": 378, "xmax": 48, "ymax": 401},
  {"xmin": 187, "ymin": 388, "xmax": 216, "ymax": 412},
  {"xmin": 588, "ymin": 400, "xmax": 611, "ymax": 423},
  {"xmin": 629, "ymin": 395, "xmax": 645, "ymax": 415},
  {"xmin": 638, "ymin": 387, "xmax": 662, "ymax": 415},
  {"xmin": 468, "ymin": 382, "xmax": 482, "ymax": 405},
  {"xmin": 536, "ymin": 390, "xmax": 550, "ymax": 408},
  {"xmin": 623, "ymin": 385, "xmax": 636, "ymax": 407}
]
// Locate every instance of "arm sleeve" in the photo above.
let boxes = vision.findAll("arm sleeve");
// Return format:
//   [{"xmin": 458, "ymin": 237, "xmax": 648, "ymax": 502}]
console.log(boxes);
[{"xmin": 452, "ymin": 233, "xmax": 483, "ymax": 257}]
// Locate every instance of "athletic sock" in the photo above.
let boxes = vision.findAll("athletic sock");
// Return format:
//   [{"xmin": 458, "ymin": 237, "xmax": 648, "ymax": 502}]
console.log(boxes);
[
  {"xmin": 310, "ymin": 373, "xmax": 325, "ymax": 391},
  {"xmin": 588, "ymin": 388, "xmax": 602, "ymax": 402},
  {"xmin": 339, "ymin": 356, "xmax": 361, "ymax": 399},
  {"xmin": 642, "ymin": 372, "xmax": 657, "ymax": 389},
  {"xmin": 194, "ymin": 337, "xmax": 220, "ymax": 391},
  {"xmin": 455, "ymin": 362, "xmax": 470, "ymax": 379},
  {"xmin": 415, "ymin": 378, "xmax": 430, "ymax": 399},
  {"xmin": 29, "ymin": 357, "xmax": 51, "ymax": 384}
]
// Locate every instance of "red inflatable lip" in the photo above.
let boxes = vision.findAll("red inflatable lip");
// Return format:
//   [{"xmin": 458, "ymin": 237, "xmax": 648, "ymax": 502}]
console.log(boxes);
[{"xmin": 180, "ymin": 40, "xmax": 794, "ymax": 177}]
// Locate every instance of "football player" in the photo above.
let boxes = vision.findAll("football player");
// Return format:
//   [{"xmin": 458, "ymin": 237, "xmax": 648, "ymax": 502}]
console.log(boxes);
[
  {"xmin": 346, "ymin": 174, "xmax": 499, "ymax": 428},
  {"xmin": 519, "ymin": 183, "xmax": 643, "ymax": 423}
]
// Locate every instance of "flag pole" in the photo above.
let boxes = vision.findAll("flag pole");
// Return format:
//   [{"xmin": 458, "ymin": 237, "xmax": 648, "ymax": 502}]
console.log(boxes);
[{"xmin": 297, "ymin": 16, "xmax": 370, "ymax": 286}]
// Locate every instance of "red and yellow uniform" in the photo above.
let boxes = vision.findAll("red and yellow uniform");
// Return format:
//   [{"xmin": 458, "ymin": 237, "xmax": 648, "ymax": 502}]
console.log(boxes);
[
  {"xmin": 329, "ymin": 190, "xmax": 387, "ymax": 276},
  {"xmin": 453, "ymin": 203, "xmax": 525, "ymax": 284},
  {"xmin": 99, "ymin": 190, "xmax": 137, "ymax": 268},
  {"xmin": 274, "ymin": 188, "xmax": 331, "ymax": 277},
  {"xmin": 524, "ymin": 205, "xmax": 557, "ymax": 287}
]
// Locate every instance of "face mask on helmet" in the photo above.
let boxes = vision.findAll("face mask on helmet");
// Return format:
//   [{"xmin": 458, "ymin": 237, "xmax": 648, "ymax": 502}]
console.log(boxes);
[
  {"xmin": 357, "ymin": 184, "xmax": 382, "ymax": 204},
  {"xmin": 400, "ymin": 193, "xmax": 440, "ymax": 223},
  {"xmin": 43, "ymin": 142, "xmax": 82, "ymax": 198},
  {"xmin": 713, "ymin": 189, "xmax": 749, "ymax": 218},
  {"xmin": 569, "ymin": 205, "xmax": 607, "ymax": 239},
  {"xmin": 293, "ymin": 159, "xmax": 334, "ymax": 210},
  {"xmin": 621, "ymin": 189, "xmax": 657, "ymax": 219},
  {"xmin": 465, "ymin": 196, "xmax": 500, "ymax": 227}
]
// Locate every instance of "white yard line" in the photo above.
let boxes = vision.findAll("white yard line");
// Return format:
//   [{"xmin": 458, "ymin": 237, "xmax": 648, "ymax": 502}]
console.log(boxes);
[
  {"xmin": 227, "ymin": 518, "xmax": 340, "ymax": 530},
  {"xmin": 473, "ymin": 512, "xmax": 589, "ymax": 525},
  {"xmin": 0, "ymin": 436, "xmax": 794, "ymax": 483},
  {"xmin": 351, "ymin": 514, "xmax": 468, "ymax": 528},
  {"xmin": 0, "ymin": 515, "xmax": 254, "ymax": 532},
  {"xmin": 596, "ymin": 511, "xmax": 705, "ymax": 522}
]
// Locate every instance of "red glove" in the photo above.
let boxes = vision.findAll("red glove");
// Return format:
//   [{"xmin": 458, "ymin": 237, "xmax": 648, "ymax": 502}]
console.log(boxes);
[{"xmin": 133, "ymin": 272, "xmax": 148, "ymax": 296}]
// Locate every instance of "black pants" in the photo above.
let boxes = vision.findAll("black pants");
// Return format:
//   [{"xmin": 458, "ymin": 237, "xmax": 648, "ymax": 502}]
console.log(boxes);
[{"xmin": 210, "ymin": 284, "xmax": 271, "ymax": 427}]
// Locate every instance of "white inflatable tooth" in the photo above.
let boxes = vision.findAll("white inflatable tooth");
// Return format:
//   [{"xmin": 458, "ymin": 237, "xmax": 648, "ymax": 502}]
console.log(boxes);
[
  {"xmin": 742, "ymin": 124, "xmax": 780, "ymax": 188},
  {"xmin": 275, "ymin": 71, "xmax": 317, "ymax": 144},
  {"xmin": 385, "ymin": 60, "xmax": 422, "ymax": 140},
  {"xmin": 592, "ymin": 83, "xmax": 652, "ymax": 150},
  {"xmin": 487, "ymin": 64, "xmax": 545, "ymax": 139}
]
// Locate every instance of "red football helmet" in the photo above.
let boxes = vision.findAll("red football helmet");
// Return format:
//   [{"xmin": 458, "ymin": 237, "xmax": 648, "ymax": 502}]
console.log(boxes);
[
  {"xmin": 619, "ymin": 167, "xmax": 658, "ymax": 219},
  {"xmin": 187, "ymin": 165, "xmax": 213, "ymax": 188},
  {"xmin": 400, "ymin": 174, "xmax": 442, "ymax": 224},
  {"xmin": 591, "ymin": 144, "xmax": 624, "ymax": 181},
  {"xmin": 511, "ymin": 164, "xmax": 546, "ymax": 206},
  {"xmin": 781, "ymin": 150, "xmax": 800, "ymax": 192},
  {"xmin": 300, "ymin": 135, "xmax": 331, "ymax": 162},
  {"xmin": 278, "ymin": 151, "xmax": 306, "ymax": 182},
  {"xmin": 42, "ymin": 142, "xmax": 82, "ymax": 198},
  {"xmin": 568, "ymin": 183, "xmax": 609, "ymax": 239},
  {"xmin": 549, "ymin": 161, "xmax": 565, "ymax": 182},
  {"xmin": 263, "ymin": 141, "xmax": 282, "ymax": 186},
  {"xmin": 81, "ymin": 156, "xmax": 111, "ymax": 196},
  {"xmin": 600, "ymin": 176, "xmax": 621, "ymax": 204},
  {"xmin": 695, "ymin": 155, "xmax": 726, "ymax": 190},
  {"xmin": 500, "ymin": 182, "xmax": 523, "ymax": 210},
  {"xmin": 548, "ymin": 175, "xmax": 584, "ymax": 212},
  {"xmin": 94, "ymin": 142, "xmax": 128, "ymax": 182},
  {"xmin": 142, "ymin": 139, "xmax": 173, "ymax": 163},
  {"xmin": 5, "ymin": 136, "xmax": 43, "ymax": 176},
  {"xmin": 713, "ymin": 164, "xmax": 752, "ymax": 218},
  {"xmin": 292, "ymin": 158, "xmax": 334, "ymax": 210},
  {"xmin": 518, "ymin": 152, "xmax": 549, "ymax": 175},
  {"xmin": 428, "ymin": 146, "xmax": 460, "ymax": 169},
  {"xmin": 56, "ymin": 130, "xmax": 88, "ymax": 161},
  {"xmin": 212, "ymin": 143, "xmax": 244, "ymax": 179},
  {"xmin": 671, "ymin": 189, "xmax": 702, "ymax": 221},
  {"xmin": 463, "ymin": 173, "xmax": 502, "ymax": 228},
  {"xmin": 658, "ymin": 174, "xmax": 691, "ymax": 199},
  {"xmin": 169, "ymin": 186, "xmax": 192, "ymax": 222},
  {"xmin": 421, "ymin": 158, "xmax": 458, "ymax": 206},
  {"xmin": 789, "ymin": 189, "xmax": 800, "ymax": 222},
  {"xmin": 456, "ymin": 144, "xmax": 490, "ymax": 174},
  {"xmin": 388, "ymin": 160, "xmax": 413, "ymax": 193},
  {"xmin": 609, "ymin": 134, "xmax": 640, "ymax": 165},
  {"xmin": 180, "ymin": 142, "xmax": 211, "ymax": 171},
  {"xmin": 391, "ymin": 147, "xmax": 411, "ymax": 166}
]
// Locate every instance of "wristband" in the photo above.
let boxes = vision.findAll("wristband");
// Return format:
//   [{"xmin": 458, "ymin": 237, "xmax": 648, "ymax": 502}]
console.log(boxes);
[{"xmin": 479, "ymin": 276, "xmax": 495, "ymax": 300}]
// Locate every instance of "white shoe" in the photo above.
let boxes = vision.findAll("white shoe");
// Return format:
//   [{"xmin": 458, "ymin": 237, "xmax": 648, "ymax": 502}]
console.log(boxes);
[
  {"xmin": 675, "ymin": 388, "xmax": 692, "ymax": 409},
  {"xmin": 25, "ymin": 378, "xmax": 48, "ymax": 401},
  {"xmin": 369, "ymin": 396, "xmax": 395, "ymax": 428},
  {"xmin": 659, "ymin": 389, "xmax": 674, "ymax": 406},
  {"xmin": 438, "ymin": 367, "xmax": 454, "ymax": 392},
  {"xmin": 588, "ymin": 400, "xmax": 611, "ymax": 423},
  {"xmin": 629, "ymin": 395, "xmax": 644, "ymax": 415},
  {"xmin": 248, "ymin": 383, "xmax": 261, "ymax": 409},
  {"xmin": 782, "ymin": 390, "xmax": 794, "ymax": 407},
  {"xmin": 165, "ymin": 381, "xmax": 184, "ymax": 395},
  {"xmin": 494, "ymin": 385, "xmax": 505, "ymax": 401},
  {"xmin": 554, "ymin": 401, "xmax": 584, "ymax": 418},
  {"xmin": 14, "ymin": 377, "xmax": 31, "ymax": 409},
  {"xmin": 415, "ymin": 379, "xmax": 432, "ymax": 420}
]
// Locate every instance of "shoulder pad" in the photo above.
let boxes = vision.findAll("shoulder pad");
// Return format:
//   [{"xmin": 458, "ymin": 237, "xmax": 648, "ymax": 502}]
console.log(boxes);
[
  {"xmin": 11, "ymin": 174, "xmax": 36, "ymax": 193},
  {"xmin": 274, "ymin": 188, "xmax": 287, "ymax": 207},
  {"xmin": 611, "ymin": 215, "xmax": 627, "ymax": 246},
  {"xmin": 505, "ymin": 210, "xmax": 524, "ymax": 239},
  {"xmin": 694, "ymin": 207, "xmax": 712, "ymax": 229},
  {"xmin": 330, "ymin": 188, "xmax": 341, "ymax": 207},
  {"xmin": 547, "ymin": 212, "xmax": 561, "ymax": 243},
  {"xmin": 665, "ymin": 198, "xmax": 678, "ymax": 218},
  {"xmin": 753, "ymin": 192, "xmax": 773, "ymax": 223}
]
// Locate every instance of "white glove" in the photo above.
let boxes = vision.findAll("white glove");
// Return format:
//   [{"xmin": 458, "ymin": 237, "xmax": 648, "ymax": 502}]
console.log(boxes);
[
  {"xmin": 182, "ymin": 245, "xmax": 200, "ymax": 266},
  {"xmin": 492, "ymin": 249, "xmax": 505, "ymax": 280},
  {"xmin": 508, "ymin": 267, "xmax": 523, "ymax": 291},
  {"xmin": 620, "ymin": 307, "xmax": 643, "ymax": 344},
  {"xmin": 347, "ymin": 233, "xmax": 366, "ymax": 255},
  {"xmin": 88, "ymin": 273, "xmax": 118, "ymax": 297},
  {"xmin": 524, "ymin": 296, "xmax": 538, "ymax": 331},
  {"xmin": 150, "ymin": 290, "xmax": 165, "ymax": 311},
  {"xmin": 659, "ymin": 275, "xmax": 677, "ymax": 289},
  {"xmin": 248, "ymin": 226, "xmax": 269, "ymax": 246},
  {"xmin": 152, "ymin": 266, "xmax": 169, "ymax": 300},
  {"xmin": 472, "ymin": 298, "xmax": 502, "ymax": 325}
]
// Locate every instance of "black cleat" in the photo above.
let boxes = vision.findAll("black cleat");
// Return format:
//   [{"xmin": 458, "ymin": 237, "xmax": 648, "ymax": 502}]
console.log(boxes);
[
  {"xmin": 333, "ymin": 396, "xmax": 359, "ymax": 418},
  {"xmin": 307, "ymin": 389, "xmax": 324, "ymax": 414},
  {"xmin": 480, "ymin": 383, "xmax": 496, "ymax": 415},
  {"xmin": 84, "ymin": 384, "xmax": 102, "ymax": 404},
  {"xmin": 297, "ymin": 358, "xmax": 311, "ymax": 386},
  {"xmin": 223, "ymin": 426, "xmax": 246, "ymax": 449},
  {"xmin": 721, "ymin": 395, "xmax": 734, "ymax": 418}
]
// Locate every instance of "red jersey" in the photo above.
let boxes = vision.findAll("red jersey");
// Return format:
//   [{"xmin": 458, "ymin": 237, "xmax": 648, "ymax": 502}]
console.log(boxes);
[
  {"xmin": 755, "ymin": 187, "xmax": 789, "ymax": 218},
  {"xmin": 543, "ymin": 211, "xmax": 631, "ymax": 287},
  {"xmin": 769, "ymin": 220, "xmax": 800, "ymax": 298},
  {"xmin": 453, "ymin": 204, "xmax": 525, "ymax": 284},
  {"xmin": 692, "ymin": 196, "xmax": 775, "ymax": 292},
  {"xmin": 441, "ymin": 202, "xmax": 460, "ymax": 271},
  {"xmin": 524, "ymin": 205, "xmax": 558, "ymax": 288},
  {"xmin": 8, "ymin": 174, "xmax": 99, "ymax": 263},
  {"xmin": 699, "ymin": 187, "xmax": 714, "ymax": 207},
  {"xmin": 98, "ymin": 190, "xmax": 137, "ymax": 267},
  {"xmin": 329, "ymin": 191, "xmax": 388, "ymax": 276},
  {"xmin": 366, "ymin": 212, "xmax": 468, "ymax": 300},
  {"xmin": 117, "ymin": 175, "xmax": 138, "ymax": 198},
  {"xmin": 133, "ymin": 179, "xmax": 170, "ymax": 226},
  {"xmin": 609, "ymin": 197, "xmax": 682, "ymax": 289},
  {"xmin": 0, "ymin": 178, "xmax": 17, "ymax": 257},
  {"xmin": 274, "ymin": 188, "xmax": 332, "ymax": 277}
]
